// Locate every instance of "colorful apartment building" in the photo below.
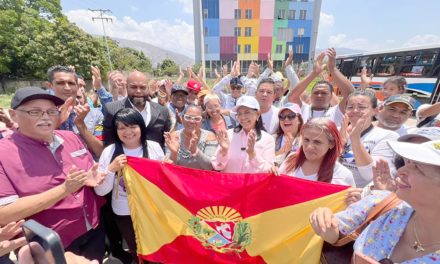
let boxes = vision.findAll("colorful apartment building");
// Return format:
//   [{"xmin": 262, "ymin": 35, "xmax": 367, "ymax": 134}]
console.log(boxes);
[{"xmin": 193, "ymin": 0, "xmax": 322, "ymax": 73}]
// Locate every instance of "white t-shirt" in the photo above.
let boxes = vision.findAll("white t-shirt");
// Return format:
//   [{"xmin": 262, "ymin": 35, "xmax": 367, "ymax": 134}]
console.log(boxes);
[
  {"xmin": 301, "ymin": 103, "xmax": 344, "ymax": 127},
  {"xmin": 339, "ymin": 126, "xmax": 398, "ymax": 188},
  {"xmin": 279, "ymin": 161, "xmax": 356, "ymax": 187},
  {"xmin": 261, "ymin": 105, "xmax": 280, "ymax": 134},
  {"xmin": 95, "ymin": 141, "xmax": 165, "ymax": 216}
]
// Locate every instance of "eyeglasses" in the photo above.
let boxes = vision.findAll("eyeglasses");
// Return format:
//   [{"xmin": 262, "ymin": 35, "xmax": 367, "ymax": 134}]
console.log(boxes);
[
  {"xmin": 16, "ymin": 109, "xmax": 61, "ymax": 117},
  {"xmin": 278, "ymin": 113, "xmax": 297, "ymax": 121},
  {"xmin": 183, "ymin": 115, "xmax": 203, "ymax": 122}
]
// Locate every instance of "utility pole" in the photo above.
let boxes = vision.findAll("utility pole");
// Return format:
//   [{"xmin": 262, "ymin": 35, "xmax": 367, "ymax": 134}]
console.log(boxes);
[{"xmin": 89, "ymin": 9, "xmax": 113, "ymax": 71}]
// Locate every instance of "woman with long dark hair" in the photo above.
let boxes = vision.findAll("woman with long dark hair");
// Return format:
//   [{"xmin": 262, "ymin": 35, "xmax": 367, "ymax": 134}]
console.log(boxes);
[
  {"xmin": 212, "ymin": 96, "xmax": 275, "ymax": 173},
  {"xmin": 95, "ymin": 108, "xmax": 164, "ymax": 261},
  {"xmin": 279, "ymin": 118, "xmax": 355, "ymax": 186},
  {"xmin": 273, "ymin": 103, "xmax": 303, "ymax": 166}
]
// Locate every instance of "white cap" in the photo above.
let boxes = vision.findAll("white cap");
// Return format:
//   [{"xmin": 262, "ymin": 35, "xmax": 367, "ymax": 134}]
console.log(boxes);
[
  {"xmin": 388, "ymin": 140, "xmax": 440, "ymax": 166},
  {"xmin": 398, "ymin": 127, "xmax": 440, "ymax": 142},
  {"xmin": 232, "ymin": 96, "xmax": 260, "ymax": 112}
]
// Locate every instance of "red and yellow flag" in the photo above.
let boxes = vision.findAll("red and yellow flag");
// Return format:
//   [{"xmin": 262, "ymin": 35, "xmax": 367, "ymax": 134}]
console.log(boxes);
[{"xmin": 123, "ymin": 157, "xmax": 349, "ymax": 264}]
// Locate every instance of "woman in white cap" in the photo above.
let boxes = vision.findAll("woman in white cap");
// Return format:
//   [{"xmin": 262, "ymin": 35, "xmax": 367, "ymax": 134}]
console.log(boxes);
[
  {"xmin": 278, "ymin": 118, "xmax": 355, "ymax": 186},
  {"xmin": 310, "ymin": 140, "xmax": 440, "ymax": 263},
  {"xmin": 212, "ymin": 96, "xmax": 275, "ymax": 173},
  {"xmin": 273, "ymin": 102, "xmax": 303, "ymax": 166}
]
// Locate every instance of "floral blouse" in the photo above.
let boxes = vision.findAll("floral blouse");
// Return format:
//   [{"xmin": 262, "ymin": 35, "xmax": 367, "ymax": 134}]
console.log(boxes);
[{"xmin": 336, "ymin": 191, "xmax": 440, "ymax": 263}]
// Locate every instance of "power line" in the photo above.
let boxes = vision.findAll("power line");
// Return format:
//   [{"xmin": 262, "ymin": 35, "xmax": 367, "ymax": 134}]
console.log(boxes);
[{"xmin": 89, "ymin": 9, "xmax": 113, "ymax": 71}]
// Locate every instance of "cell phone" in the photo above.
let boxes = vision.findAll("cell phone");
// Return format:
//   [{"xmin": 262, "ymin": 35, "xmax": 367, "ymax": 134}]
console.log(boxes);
[{"xmin": 21, "ymin": 220, "xmax": 66, "ymax": 264}]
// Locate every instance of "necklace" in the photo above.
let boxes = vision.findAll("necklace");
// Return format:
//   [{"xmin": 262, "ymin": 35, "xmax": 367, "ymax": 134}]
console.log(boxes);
[{"xmin": 412, "ymin": 214, "xmax": 440, "ymax": 252}]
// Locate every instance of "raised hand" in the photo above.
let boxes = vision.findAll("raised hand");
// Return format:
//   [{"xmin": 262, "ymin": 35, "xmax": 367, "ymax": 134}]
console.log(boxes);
[
  {"xmin": 360, "ymin": 67, "xmax": 373, "ymax": 88},
  {"xmin": 222, "ymin": 64, "xmax": 228, "ymax": 77},
  {"xmin": 339, "ymin": 114, "xmax": 350, "ymax": 147},
  {"xmin": 164, "ymin": 132, "xmax": 179, "ymax": 155},
  {"xmin": 246, "ymin": 130, "xmax": 256, "ymax": 159},
  {"xmin": 326, "ymin": 48, "xmax": 337, "ymax": 72},
  {"xmin": 313, "ymin": 52, "xmax": 326, "ymax": 75},
  {"xmin": 188, "ymin": 130, "xmax": 199, "ymax": 155},
  {"xmin": 84, "ymin": 163, "xmax": 106, "ymax": 187},
  {"xmin": 214, "ymin": 68, "xmax": 221, "ymax": 79},
  {"xmin": 231, "ymin": 61, "xmax": 238, "ymax": 77},
  {"xmin": 216, "ymin": 129, "xmax": 230, "ymax": 155},
  {"xmin": 64, "ymin": 165, "xmax": 88, "ymax": 194},
  {"xmin": 267, "ymin": 53, "xmax": 273, "ymax": 71},
  {"xmin": 108, "ymin": 154, "xmax": 127, "ymax": 173},
  {"xmin": 373, "ymin": 159, "xmax": 396, "ymax": 191},
  {"xmin": 91, "ymin": 66, "xmax": 103, "ymax": 90},
  {"xmin": 235, "ymin": 58, "xmax": 241, "ymax": 77},
  {"xmin": 73, "ymin": 103, "xmax": 90, "ymax": 127},
  {"xmin": 349, "ymin": 114, "xmax": 368, "ymax": 140},
  {"xmin": 179, "ymin": 66, "xmax": 184, "ymax": 79},
  {"xmin": 284, "ymin": 48, "xmax": 294, "ymax": 68},
  {"xmin": 58, "ymin": 97, "xmax": 75, "ymax": 125}
]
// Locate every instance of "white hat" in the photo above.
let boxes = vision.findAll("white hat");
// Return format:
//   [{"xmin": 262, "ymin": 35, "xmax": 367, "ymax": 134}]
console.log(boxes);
[
  {"xmin": 398, "ymin": 127, "xmax": 440, "ymax": 142},
  {"xmin": 388, "ymin": 140, "xmax": 440, "ymax": 166},
  {"xmin": 279, "ymin": 102, "xmax": 302, "ymax": 115},
  {"xmin": 232, "ymin": 96, "xmax": 260, "ymax": 112}
]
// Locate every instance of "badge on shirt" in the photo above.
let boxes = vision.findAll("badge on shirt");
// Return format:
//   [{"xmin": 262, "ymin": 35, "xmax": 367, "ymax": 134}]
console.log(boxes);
[{"xmin": 70, "ymin": 148, "xmax": 88, "ymax": 157}]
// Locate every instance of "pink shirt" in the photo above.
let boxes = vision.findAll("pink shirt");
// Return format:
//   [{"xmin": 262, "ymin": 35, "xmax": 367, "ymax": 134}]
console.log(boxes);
[
  {"xmin": 212, "ymin": 128, "xmax": 275, "ymax": 173},
  {"xmin": 0, "ymin": 131, "xmax": 103, "ymax": 248}
]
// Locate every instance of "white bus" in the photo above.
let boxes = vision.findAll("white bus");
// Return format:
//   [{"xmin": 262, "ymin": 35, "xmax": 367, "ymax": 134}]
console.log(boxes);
[{"xmin": 336, "ymin": 44, "xmax": 440, "ymax": 99}]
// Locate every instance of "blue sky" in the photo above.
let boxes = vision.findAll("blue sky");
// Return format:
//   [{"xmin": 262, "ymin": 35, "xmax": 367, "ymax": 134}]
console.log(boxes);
[{"xmin": 61, "ymin": 0, "xmax": 440, "ymax": 59}]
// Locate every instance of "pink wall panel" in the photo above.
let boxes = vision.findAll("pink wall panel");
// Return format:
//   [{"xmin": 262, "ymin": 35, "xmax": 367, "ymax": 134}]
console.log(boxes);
[
  {"xmin": 220, "ymin": 36, "xmax": 237, "ymax": 54},
  {"xmin": 260, "ymin": 0, "xmax": 275, "ymax": 19},
  {"xmin": 220, "ymin": 19, "xmax": 236, "ymax": 36},
  {"xmin": 259, "ymin": 19, "xmax": 273, "ymax": 37},
  {"xmin": 258, "ymin": 37, "xmax": 272, "ymax": 56},
  {"xmin": 219, "ymin": 0, "xmax": 237, "ymax": 19}
]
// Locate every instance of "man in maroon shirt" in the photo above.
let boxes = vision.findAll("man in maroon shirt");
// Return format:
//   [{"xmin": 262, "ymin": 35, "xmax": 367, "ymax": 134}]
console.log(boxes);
[{"xmin": 0, "ymin": 87, "xmax": 105, "ymax": 262}]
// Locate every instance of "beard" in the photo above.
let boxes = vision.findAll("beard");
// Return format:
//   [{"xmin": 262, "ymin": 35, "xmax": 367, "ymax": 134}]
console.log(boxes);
[{"xmin": 129, "ymin": 96, "xmax": 149, "ymax": 107}]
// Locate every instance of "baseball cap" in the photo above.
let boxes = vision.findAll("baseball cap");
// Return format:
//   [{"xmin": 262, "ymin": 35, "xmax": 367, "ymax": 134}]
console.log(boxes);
[
  {"xmin": 279, "ymin": 103, "xmax": 302, "ymax": 115},
  {"xmin": 186, "ymin": 79, "xmax": 202, "ymax": 92},
  {"xmin": 398, "ymin": 127, "xmax": 440, "ymax": 142},
  {"xmin": 232, "ymin": 96, "xmax": 260, "ymax": 112},
  {"xmin": 230, "ymin": 77, "xmax": 243, "ymax": 87},
  {"xmin": 384, "ymin": 95, "xmax": 417, "ymax": 111},
  {"xmin": 11, "ymin": 87, "xmax": 64, "ymax": 109},
  {"xmin": 171, "ymin": 84, "xmax": 188, "ymax": 95},
  {"xmin": 388, "ymin": 140, "xmax": 440, "ymax": 166}
]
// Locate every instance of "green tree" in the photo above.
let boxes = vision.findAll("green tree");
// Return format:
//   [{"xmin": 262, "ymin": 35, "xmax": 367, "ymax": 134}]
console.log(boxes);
[{"xmin": 159, "ymin": 58, "xmax": 178, "ymax": 77}]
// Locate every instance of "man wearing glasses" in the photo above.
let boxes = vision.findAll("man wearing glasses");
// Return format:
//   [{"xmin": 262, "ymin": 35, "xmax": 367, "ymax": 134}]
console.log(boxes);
[{"xmin": 0, "ymin": 87, "xmax": 105, "ymax": 262}]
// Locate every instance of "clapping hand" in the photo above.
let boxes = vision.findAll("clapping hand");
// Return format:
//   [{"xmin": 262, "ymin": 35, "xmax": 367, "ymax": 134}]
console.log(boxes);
[
  {"xmin": 164, "ymin": 132, "xmax": 179, "ymax": 155},
  {"xmin": 313, "ymin": 52, "xmax": 326, "ymax": 75},
  {"xmin": 84, "ymin": 163, "xmax": 105, "ymax": 187},
  {"xmin": 246, "ymin": 130, "xmax": 256, "ymax": 159},
  {"xmin": 215, "ymin": 130, "xmax": 230, "ymax": 156},
  {"xmin": 188, "ymin": 130, "xmax": 199, "ymax": 155},
  {"xmin": 373, "ymin": 159, "xmax": 396, "ymax": 191}
]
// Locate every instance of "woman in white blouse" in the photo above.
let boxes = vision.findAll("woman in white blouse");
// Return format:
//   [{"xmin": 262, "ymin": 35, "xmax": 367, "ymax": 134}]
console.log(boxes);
[
  {"xmin": 279, "ymin": 118, "xmax": 355, "ymax": 186},
  {"xmin": 95, "ymin": 108, "xmax": 164, "ymax": 261}
]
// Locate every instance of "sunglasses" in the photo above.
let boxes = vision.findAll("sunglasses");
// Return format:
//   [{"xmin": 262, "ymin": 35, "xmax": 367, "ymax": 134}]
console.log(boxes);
[
  {"xmin": 278, "ymin": 113, "xmax": 297, "ymax": 121},
  {"xmin": 231, "ymin": 85, "xmax": 242, "ymax": 90},
  {"xmin": 183, "ymin": 115, "xmax": 203, "ymax": 122}
]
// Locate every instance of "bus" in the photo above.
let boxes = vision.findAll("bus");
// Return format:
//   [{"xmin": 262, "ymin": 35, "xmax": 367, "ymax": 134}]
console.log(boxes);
[{"xmin": 336, "ymin": 44, "xmax": 440, "ymax": 100}]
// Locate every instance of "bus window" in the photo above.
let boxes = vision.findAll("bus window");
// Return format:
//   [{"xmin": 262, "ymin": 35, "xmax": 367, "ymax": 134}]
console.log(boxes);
[
  {"xmin": 375, "ymin": 56, "xmax": 401, "ymax": 76},
  {"xmin": 355, "ymin": 56, "xmax": 375, "ymax": 75}
]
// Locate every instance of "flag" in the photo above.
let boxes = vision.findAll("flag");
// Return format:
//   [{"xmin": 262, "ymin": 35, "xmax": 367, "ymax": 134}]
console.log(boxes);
[{"xmin": 123, "ymin": 157, "xmax": 349, "ymax": 264}]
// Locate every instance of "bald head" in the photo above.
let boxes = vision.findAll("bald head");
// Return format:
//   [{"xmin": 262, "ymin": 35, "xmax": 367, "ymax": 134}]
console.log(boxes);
[{"xmin": 127, "ymin": 71, "xmax": 150, "ymax": 110}]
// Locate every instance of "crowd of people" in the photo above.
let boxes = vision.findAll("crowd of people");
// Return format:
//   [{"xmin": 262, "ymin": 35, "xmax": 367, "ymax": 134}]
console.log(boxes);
[{"xmin": 0, "ymin": 47, "xmax": 440, "ymax": 264}]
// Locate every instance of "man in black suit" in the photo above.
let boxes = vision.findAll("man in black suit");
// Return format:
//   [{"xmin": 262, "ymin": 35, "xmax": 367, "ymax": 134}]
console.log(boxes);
[{"xmin": 103, "ymin": 70, "xmax": 171, "ymax": 148}]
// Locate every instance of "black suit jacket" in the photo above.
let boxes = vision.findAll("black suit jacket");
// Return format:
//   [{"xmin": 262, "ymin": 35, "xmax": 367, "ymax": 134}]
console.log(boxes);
[{"xmin": 103, "ymin": 98, "xmax": 171, "ymax": 148}]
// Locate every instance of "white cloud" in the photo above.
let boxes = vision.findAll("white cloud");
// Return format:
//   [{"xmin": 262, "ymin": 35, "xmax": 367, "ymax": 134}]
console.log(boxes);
[
  {"xmin": 173, "ymin": 0, "xmax": 193, "ymax": 14},
  {"xmin": 328, "ymin": 34, "xmax": 372, "ymax": 50},
  {"xmin": 65, "ymin": 9, "xmax": 195, "ymax": 58},
  {"xmin": 403, "ymin": 34, "xmax": 440, "ymax": 47},
  {"xmin": 319, "ymin": 12, "xmax": 334, "ymax": 28}
]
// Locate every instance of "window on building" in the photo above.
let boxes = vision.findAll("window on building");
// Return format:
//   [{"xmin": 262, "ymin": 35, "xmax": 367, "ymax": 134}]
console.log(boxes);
[
  {"xmin": 244, "ymin": 44, "xmax": 251, "ymax": 53},
  {"xmin": 300, "ymin": 10, "xmax": 307, "ymax": 20},
  {"xmin": 234, "ymin": 44, "xmax": 241, "ymax": 54},
  {"xmin": 277, "ymin": 28, "xmax": 294, "ymax": 41},
  {"xmin": 234, "ymin": 27, "xmax": 241, "ymax": 37},
  {"xmin": 245, "ymin": 9, "xmax": 252, "ymax": 19},
  {"xmin": 288, "ymin": 10, "xmax": 295, "ymax": 20},
  {"xmin": 204, "ymin": 27, "xmax": 208, "ymax": 37},
  {"xmin": 276, "ymin": 45, "xmax": 283, "ymax": 54},
  {"xmin": 301, "ymin": 0, "xmax": 308, "ymax": 2},
  {"xmin": 245, "ymin": 27, "xmax": 252, "ymax": 37},
  {"xmin": 298, "ymin": 27, "xmax": 305, "ymax": 36},
  {"xmin": 205, "ymin": 44, "xmax": 209, "ymax": 53},
  {"xmin": 234, "ymin": 9, "xmax": 241, "ymax": 19},
  {"xmin": 296, "ymin": 44, "xmax": 304, "ymax": 54},
  {"xmin": 203, "ymin": 9, "xmax": 208, "ymax": 19},
  {"xmin": 277, "ymin": 9, "xmax": 286, "ymax": 19}
]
